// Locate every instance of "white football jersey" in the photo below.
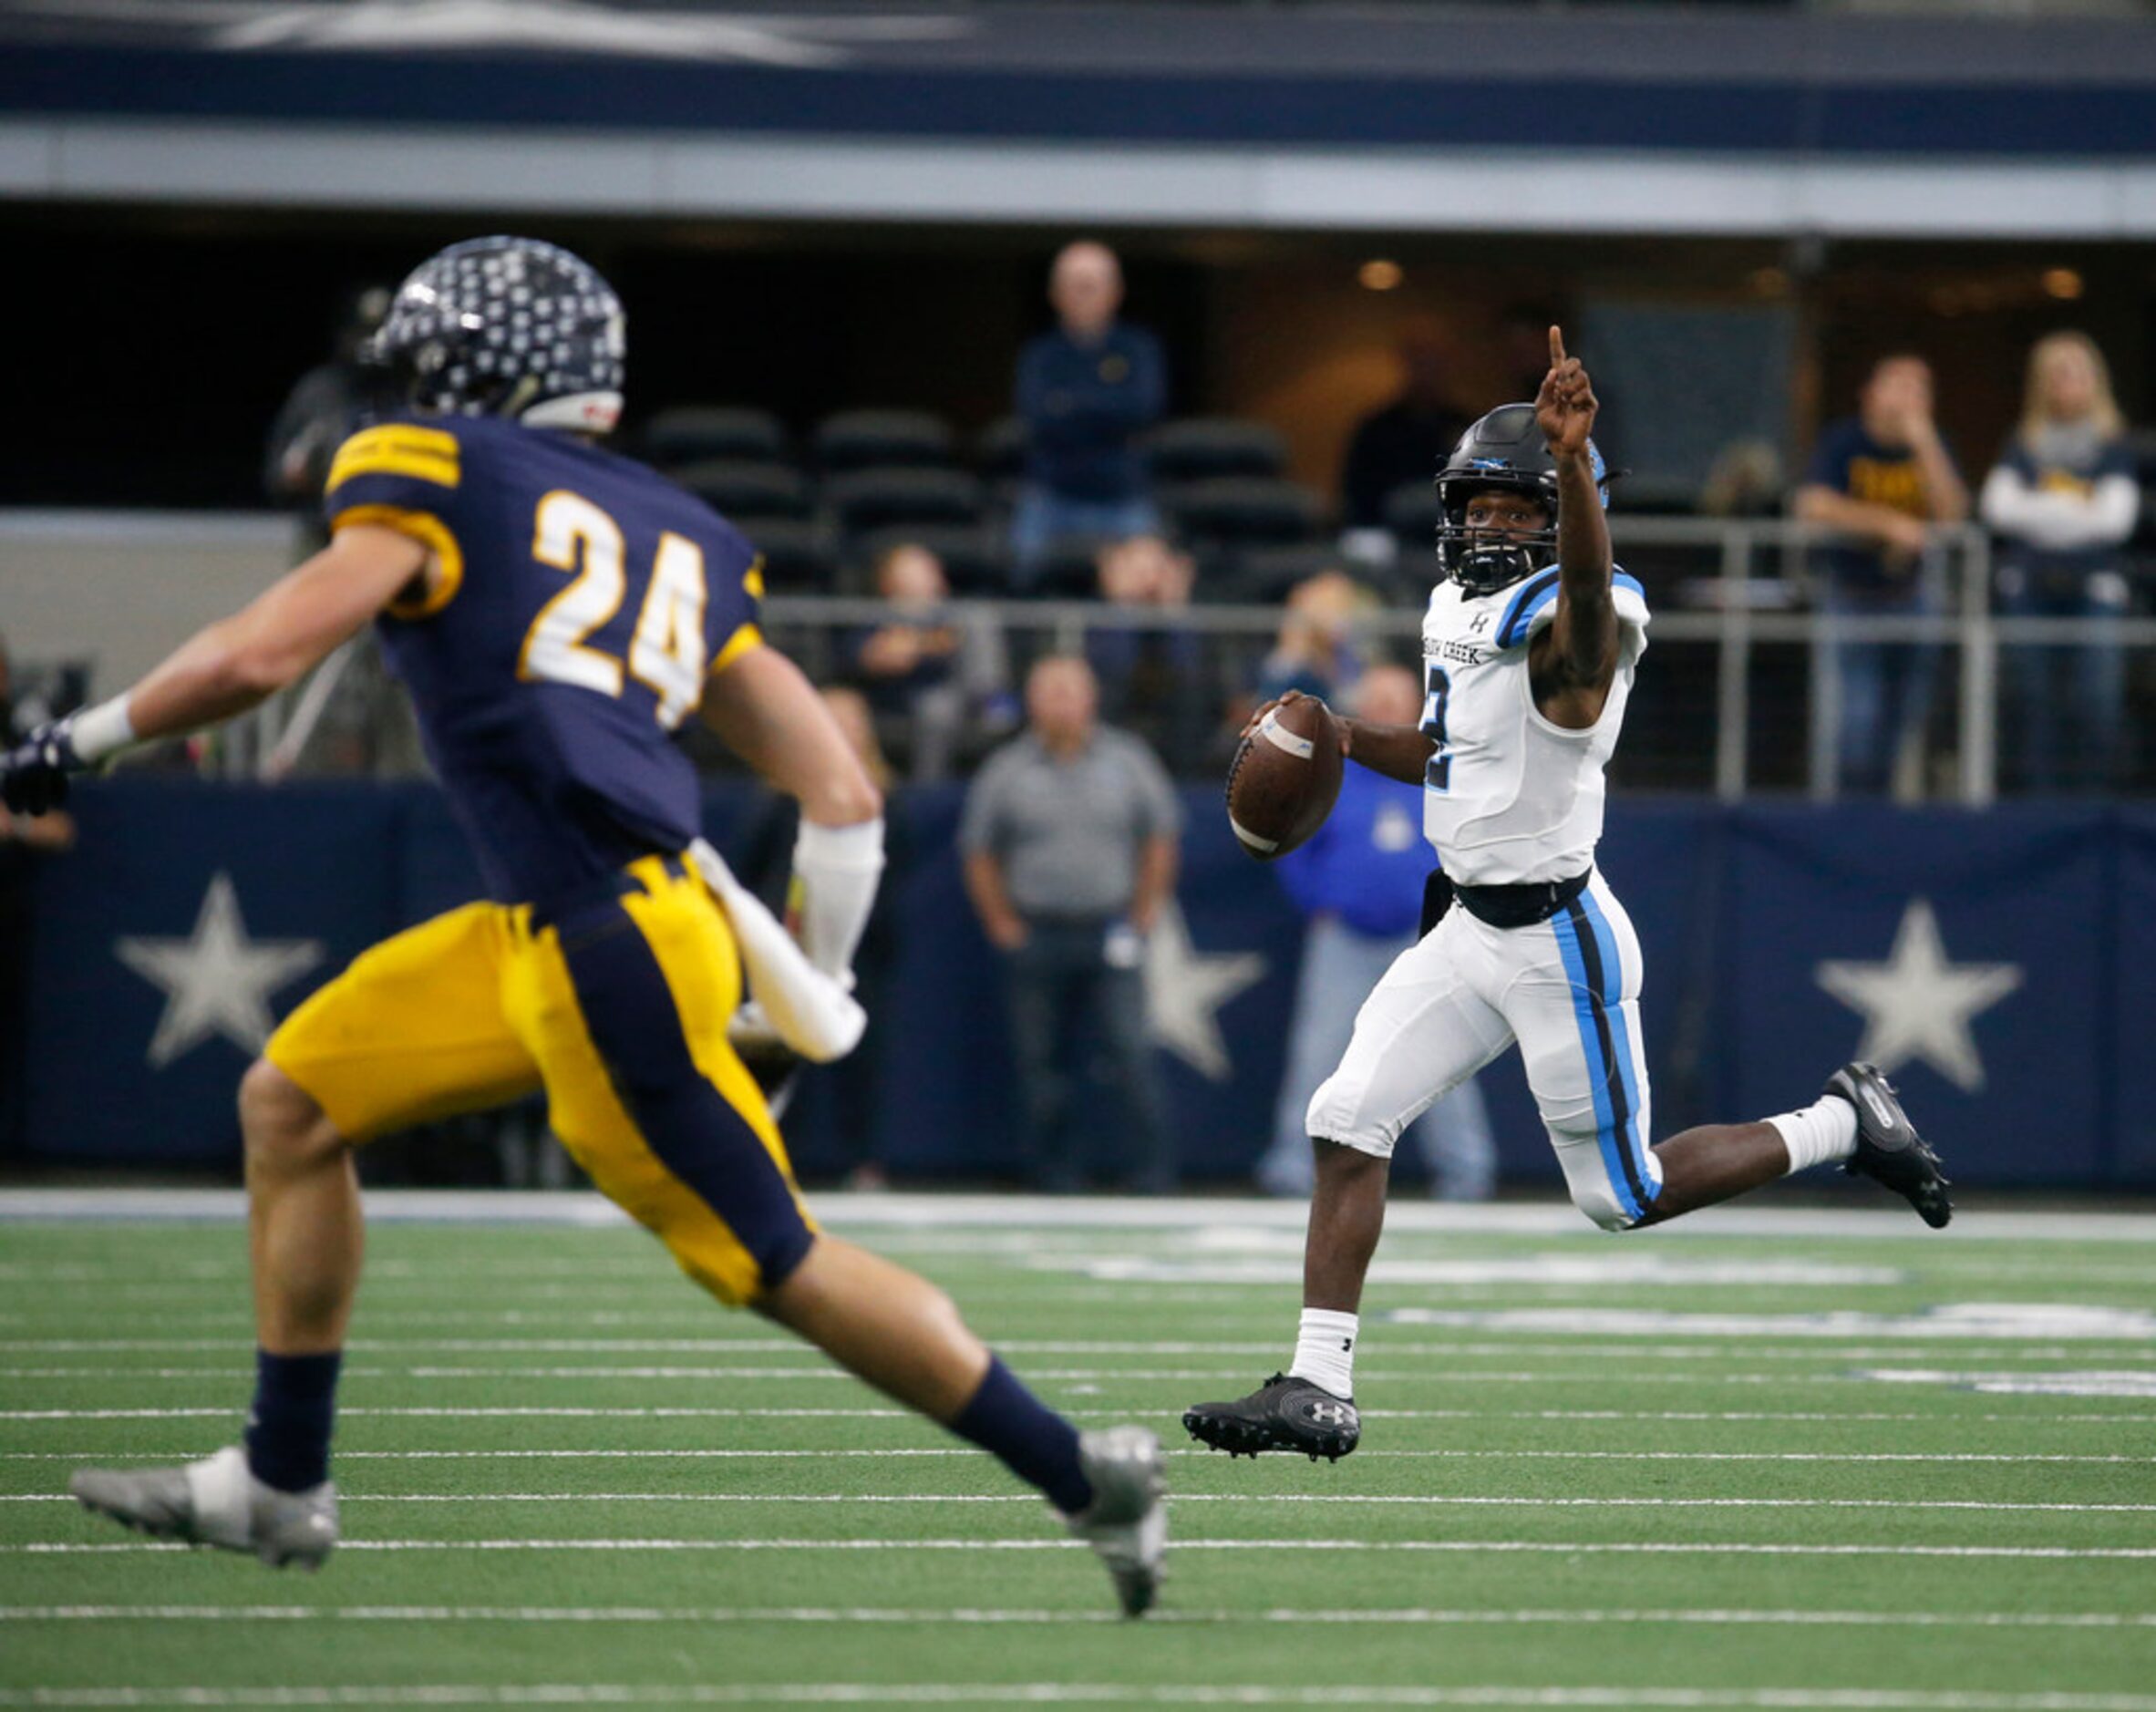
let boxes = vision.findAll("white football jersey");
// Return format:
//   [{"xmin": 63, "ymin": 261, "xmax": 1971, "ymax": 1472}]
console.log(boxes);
[{"xmin": 1418, "ymin": 565, "xmax": 1651, "ymax": 886}]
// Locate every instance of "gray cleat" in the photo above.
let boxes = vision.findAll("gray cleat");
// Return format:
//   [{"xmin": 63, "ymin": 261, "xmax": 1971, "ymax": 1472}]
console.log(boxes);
[
  {"xmin": 1065, "ymin": 1425, "xmax": 1168, "ymax": 1617},
  {"xmin": 71, "ymin": 1445, "xmax": 338, "ymax": 1570}
]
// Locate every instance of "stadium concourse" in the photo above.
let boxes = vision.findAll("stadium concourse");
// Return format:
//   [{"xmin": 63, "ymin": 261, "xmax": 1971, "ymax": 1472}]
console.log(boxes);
[{"xmin": 2, "ymin": 1188, "xmax": 2154, "ymax": 1707}]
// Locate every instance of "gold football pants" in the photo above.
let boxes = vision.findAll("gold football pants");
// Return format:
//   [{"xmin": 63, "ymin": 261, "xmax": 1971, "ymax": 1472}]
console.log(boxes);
[{"xmin": 266, "ymin": 854, "xmax": 816, "ymax": 1305}]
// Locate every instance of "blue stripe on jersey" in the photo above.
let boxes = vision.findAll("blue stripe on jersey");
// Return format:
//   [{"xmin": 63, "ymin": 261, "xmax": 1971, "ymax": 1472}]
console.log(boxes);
[
  {"xmin": 1579, "ymin": 888, "xmax": 1656, "ymax": 1203},
  {"xmin": 1494, "ymin": 569, "xmax": 1561, "ymax": 646},
  {"xmin": 1496, "ymin": 569, "xmax": 1648, "ymax": 649},
  {"xmin": 1550, "ymin": 902, "xmax": 1649, "ymax": 1225}
]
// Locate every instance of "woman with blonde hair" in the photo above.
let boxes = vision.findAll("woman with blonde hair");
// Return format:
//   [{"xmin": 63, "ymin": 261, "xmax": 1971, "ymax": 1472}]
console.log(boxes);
[{"xmin": 1981, "ymin": 331, "xmax": 2141, "ymax": 789}]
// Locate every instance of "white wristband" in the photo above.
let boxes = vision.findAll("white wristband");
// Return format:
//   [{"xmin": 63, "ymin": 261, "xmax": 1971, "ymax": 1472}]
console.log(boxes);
[{"xmin": 67, "ymin": 696, "xmax": 138, "ymax": 765}]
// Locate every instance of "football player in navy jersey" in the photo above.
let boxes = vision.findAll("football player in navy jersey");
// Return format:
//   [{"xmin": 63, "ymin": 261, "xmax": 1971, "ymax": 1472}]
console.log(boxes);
[{"xmin": 1, "ymin": 237, "xmax": 1166, "ymax": 1613}]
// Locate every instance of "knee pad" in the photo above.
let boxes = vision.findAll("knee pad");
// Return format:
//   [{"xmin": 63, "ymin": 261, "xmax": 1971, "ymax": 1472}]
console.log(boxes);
[
  {"xmin": 1552, "ymin": 1132, "xmax": 1652, "ymax": 1232},
  {"xmin": 1305, "ymin": 1074, "xmax": 1398, "ymax": 1160}
]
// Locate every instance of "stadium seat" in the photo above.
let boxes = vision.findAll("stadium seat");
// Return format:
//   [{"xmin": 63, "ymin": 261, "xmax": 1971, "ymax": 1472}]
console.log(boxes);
[
  {"xmin": 1144, "ymin": 418, "xmax": 1288, "ymax": 483},
  {"xmin": 1163, "ymin": 476, "xmax": 1326, "ymax": 550},
  {"xmin": 736, "ymin": 517, "xmax": 839, "ymax": 593},
  {"xmin": 814, "ymin": 409, "xmax": 956, "ymax": 473},
  {"xmin": 1382, "ymin": 479, "xmax": 1446, "ymax": 554},
  {"xmin": 1025, "ymin": 535, "xmax": 1112, "ymax": 600},
  {"xmin": 674, "ymin": 459, "xmax": 814, "ymax": 521},
  {"xmin": 642, "ymin": 406, "xmax": 789, "ymax": 469},
  {"xmin": 974, "ymin": 416, "xmax": 1029, "ymax": 482},
  {"xmin": 824, "ymin": 466, "xmax": 985, "ymax": 536},
  {"xmin": 852, "ymin": 522, "xmax": 1011, "ymax": 594},
  {"xmin": 1231, "ymin": 542, "xmax": 1358, "ymax": 606}
]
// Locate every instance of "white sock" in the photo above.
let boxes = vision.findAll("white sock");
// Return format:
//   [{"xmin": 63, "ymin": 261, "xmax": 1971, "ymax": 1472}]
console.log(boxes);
[
  {"xmin": 1288, "ymin": 1308, "xmax": 1359, "ymax": 1400},
  {"xmin": 1769, "ymin": 1097, "xmax": 1860, "ymax": 1174}
]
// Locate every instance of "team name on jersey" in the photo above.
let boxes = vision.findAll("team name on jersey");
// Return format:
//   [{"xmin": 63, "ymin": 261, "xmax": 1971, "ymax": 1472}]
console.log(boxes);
[{"xmin": 1433, "ymin": 634, "xmax": 1496, "ymax": 669}]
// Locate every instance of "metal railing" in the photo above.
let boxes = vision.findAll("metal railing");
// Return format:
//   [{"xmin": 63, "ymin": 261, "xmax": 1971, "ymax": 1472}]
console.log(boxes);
[{"xmin": 232, "ymin": 513, "xmax": 2156, "ymax": 803}]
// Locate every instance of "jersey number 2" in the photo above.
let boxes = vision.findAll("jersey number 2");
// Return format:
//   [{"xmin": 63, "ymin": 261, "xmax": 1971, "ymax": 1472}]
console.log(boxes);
[
  {"xmin": 1421, "ymin": 663, "xmax": 1452, "ymax": 792},
  {"xmin": 521, "ymin": 490, "xmax": 709, "ymax": 729}
]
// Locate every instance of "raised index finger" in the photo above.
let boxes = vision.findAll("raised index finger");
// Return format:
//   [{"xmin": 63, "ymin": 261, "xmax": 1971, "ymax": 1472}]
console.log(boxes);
[{"xmin": 1549, "ymin": 325, "xmax": 1568, "ymax": 367}]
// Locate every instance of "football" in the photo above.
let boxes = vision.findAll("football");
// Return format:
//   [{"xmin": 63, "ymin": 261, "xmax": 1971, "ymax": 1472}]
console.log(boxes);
[{"xmin": 1225, "ymin": 695, "xmax": 1346, "ymax": 861}]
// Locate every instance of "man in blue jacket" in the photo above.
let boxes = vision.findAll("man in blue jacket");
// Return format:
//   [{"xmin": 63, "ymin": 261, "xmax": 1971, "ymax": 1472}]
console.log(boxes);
[
  {"xmin": 1254, "ymin": 663, "xmax": 1495, "ymax": 1201},
  {"xmin": 1011, "ymin": 242, "xmax": 1167, "ymax": 583}
]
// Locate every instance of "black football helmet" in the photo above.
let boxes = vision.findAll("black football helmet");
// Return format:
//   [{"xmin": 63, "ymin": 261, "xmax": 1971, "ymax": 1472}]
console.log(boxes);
[
  {"xmin": 1433, "ymin": 403, "xmax": 1608, "ymax": 594},
  {"xmin": 366, "ymin": 236, "xmax": 625, "ymax": 434}
]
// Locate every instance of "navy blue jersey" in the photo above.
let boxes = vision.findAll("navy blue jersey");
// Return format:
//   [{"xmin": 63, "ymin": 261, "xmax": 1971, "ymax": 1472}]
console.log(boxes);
[
  {"xmin": 1802, "ymin": 418, "xmax": 1962, "ymax": 594},
  {"xmin": 323, "ymin": 415, "xmax": 764, "ymax": 904}
]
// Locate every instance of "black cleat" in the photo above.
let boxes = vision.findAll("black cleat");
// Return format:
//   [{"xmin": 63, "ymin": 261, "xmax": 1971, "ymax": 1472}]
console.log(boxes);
[
  {"xmin": 1827, "ymin": 1062, "xmax": 1952, "ymax": 1229},
  {"xmin": 1183, "ymin": 1372, "xmax": 1359, "ymax": 1461}
]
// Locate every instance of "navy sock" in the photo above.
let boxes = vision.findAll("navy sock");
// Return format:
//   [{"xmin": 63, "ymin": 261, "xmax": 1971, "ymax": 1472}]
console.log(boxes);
[
  {"xmin": 243, "ymin": 1349, "xmax": 342, "ymax": 1493},
  {"xmin": 949, "ymin": 1355, "xmax": 1093, "ymax": 1515}
]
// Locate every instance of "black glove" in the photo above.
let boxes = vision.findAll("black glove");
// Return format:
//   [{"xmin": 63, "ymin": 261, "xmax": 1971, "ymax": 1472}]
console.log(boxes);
[{"xmin": 0, "ymin": 717, "xmax": 82, "ymax": 816}]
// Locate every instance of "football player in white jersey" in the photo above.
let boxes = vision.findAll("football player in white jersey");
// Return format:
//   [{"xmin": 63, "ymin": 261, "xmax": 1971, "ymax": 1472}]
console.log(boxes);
[{"xmin": 1185, "ymin": 329, "xmax": 1950, "ymax": 1463}]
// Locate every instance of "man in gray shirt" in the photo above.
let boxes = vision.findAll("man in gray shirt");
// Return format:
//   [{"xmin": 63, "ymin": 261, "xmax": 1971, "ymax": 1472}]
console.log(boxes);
[{"xmin": 962, "ymin": 655, "xmax": 1181, "ymax": 1191}]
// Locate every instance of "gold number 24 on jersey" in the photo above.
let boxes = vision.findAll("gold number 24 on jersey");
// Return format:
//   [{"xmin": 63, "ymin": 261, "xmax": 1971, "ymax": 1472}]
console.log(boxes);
[{"xmin": 519, "ymin": 488, "xmax": 711, "ymax": 729}]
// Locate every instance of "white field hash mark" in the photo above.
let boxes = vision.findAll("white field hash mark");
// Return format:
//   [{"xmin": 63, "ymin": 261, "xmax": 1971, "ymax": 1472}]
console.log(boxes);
[{"xmin": 5, "ymin": 1606, "xmax": 2156, "ymax": 1631}]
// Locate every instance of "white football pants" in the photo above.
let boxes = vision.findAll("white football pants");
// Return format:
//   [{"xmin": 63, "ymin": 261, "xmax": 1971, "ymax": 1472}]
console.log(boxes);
[{"xmin": 1305, "ymin": 870, "xmax": 1664, "ymax": 1230}]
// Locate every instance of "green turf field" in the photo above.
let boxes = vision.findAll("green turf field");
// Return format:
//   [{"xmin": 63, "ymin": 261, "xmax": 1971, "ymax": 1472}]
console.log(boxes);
[{"xmin": 2, "ymin": 1193, "xmax": 2154, "ymax": 1707}]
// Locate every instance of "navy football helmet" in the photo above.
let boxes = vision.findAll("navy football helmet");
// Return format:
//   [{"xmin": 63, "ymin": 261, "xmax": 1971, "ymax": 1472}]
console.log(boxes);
[
  {"xmin": 1433, "ymin": 403, "xmax": 1607, "ymax": 594},
  {"xmin": 366, "ymin": 236, "xmax": 625, "ymax": 433}
]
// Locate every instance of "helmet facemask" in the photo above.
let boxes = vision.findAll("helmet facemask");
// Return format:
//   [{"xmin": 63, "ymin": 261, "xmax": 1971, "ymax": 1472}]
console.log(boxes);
[{"xmin": 1434, "ymin": 475, "xmax": 1557, "ymax": 595}]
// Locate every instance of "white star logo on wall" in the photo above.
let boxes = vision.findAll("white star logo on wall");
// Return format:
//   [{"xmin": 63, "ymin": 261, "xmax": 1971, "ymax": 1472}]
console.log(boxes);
[
  {"xmin": 1814, "ymin": 898, "xmax": 2023, "ymax": 1094},
  {"xmin": 115, "ymin": 872, "xmax": 325, "ymax": 1068},
  {"xmin": 1144, "ymin": 901, "xmax": 1265, "ymax": 1082},
  {"xmin": 34, "ymin": 1, "xmax": 968, "ymax": 67}
]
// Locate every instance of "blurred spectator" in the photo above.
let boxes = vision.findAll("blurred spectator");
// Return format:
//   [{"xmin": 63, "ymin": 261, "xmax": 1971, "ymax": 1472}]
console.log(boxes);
[
  {"xmin": 260, "ymin": 284, "xmax": 421, "ymax": 779},
  {"xmin": 960, "ymin": 655, "xmax": 1181, "ymax": 1192},
  {"xmin": 1256, "ymin": 570, "xmax": 1372, "ymax": 705},
  {"xmin": 263, "ymin": 284, "xmax": 396, "ymax": 538},
  {"xmin": 731, "ymin": 686, "xmax": 909, "ymax": 1191},
  {"xmin": 1794, "ymin": 355, "xmax": 1968, "ymax": 795},
  {"xmin": 1087, "ymin": 534, "xmax": 1212, "ymax": 773},
  {"xmin": 1253, "ymin": 665, "xmax": 1495, "ymax": 1202},
  {"xmin": 1982, "ymin": 331, "xmax": 2141, "ymax": 793},
  {"xmin": 1009, "ymin": 242, "xmax": 1167, "ymax": 583},
  {"xmin": 845, "ymin": 541, "xmax": 1012, "ymax": 781},
  {"xmin": 1339, "ymin": 318, "xmax": 1471, "ymax": 531},
  {"xmin": 0, "ymin": 635, "xmax": 77, "ymax": 1157}
]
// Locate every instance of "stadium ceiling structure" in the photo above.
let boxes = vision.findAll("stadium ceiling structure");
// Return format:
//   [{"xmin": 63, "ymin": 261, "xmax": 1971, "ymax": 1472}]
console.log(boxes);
[{"xmin": 0, "ymin": 0, "xmax": 2152, "ymax": 237}]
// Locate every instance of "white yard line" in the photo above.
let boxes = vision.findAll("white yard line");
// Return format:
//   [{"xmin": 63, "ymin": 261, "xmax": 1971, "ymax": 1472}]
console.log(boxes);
[
  {"xmin": 7, "ymin": 1337, "xmax": 2155, "ymax": 1358},
  {"xmin": 3, "ymin": 1606, "xmax": 2152, "ymax": 1630},
  {"xmin": 9, "ymin": 1493, "xmax": 2153, "ymax": 1514},
  {"xmin": 13, "ymin": 1346, "xmax": 2156, "ymax": 1369},
  {"xmin": 2, "ymin": 1406, "xmax": 2150, "ymax": 1427},
  {"xmin": 25, "ymin": 1186, "xmax": 2156, "ymax": 1240},
  {"xmin": 10, "ymin": 1539, "xmax": 2156, "ymax": 1559},
  {"xmin": 3, "ymin": 1447, "xmax": 2140, "ymax": 1462},
  {"xmin": 5, "ymin": 1688, "xmax": 2156, "ymax": 1709},
  {"xmin": 3, "ymin": 1369, "xmax": 2140, "ymax": 1397}
]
